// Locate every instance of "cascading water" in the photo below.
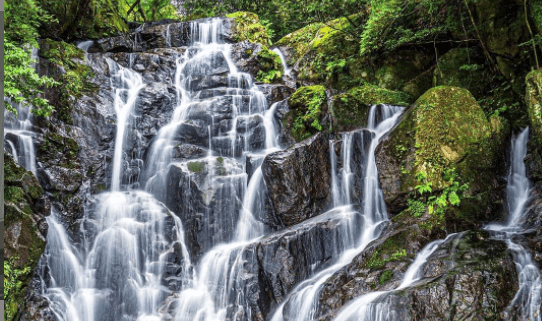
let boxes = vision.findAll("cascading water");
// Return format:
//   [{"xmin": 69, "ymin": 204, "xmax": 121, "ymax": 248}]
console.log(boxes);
[
  {"xmin": 39, "ymin": 55, "xmax": 191, "ymax": 321},
  {"xmin": 270, "ymin": 105, "xmax": 404, "ymax": 321},
  {"xmin": 485, "ymin": 127, "xmax": 542, "ymax": 321}
]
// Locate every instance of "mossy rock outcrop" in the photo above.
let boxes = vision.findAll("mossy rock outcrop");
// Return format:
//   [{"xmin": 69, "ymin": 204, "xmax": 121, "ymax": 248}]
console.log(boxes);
[
  {"xmin": 376, "ymin": 86, "xmax": 510, "ymax": 229},
  {"xmin": 4, "ymin": 154, "xmax": 50, "ymax": 320},
  {"xmin": 433, "ymin": 48, "xmax": 488, "ymax": 99},
  {"xmin": 276, "ymin": 14, "xmax": 370, "ymax": 90},
  {"xmin": 227, "ymin": 12, "xmax": 270, "ymax": 46},
  {"xmin": 331, "ymin": 85, "xmax": 411, "ymax": 132},
  {"xmin": 283, "ymin": 85, "xmax": 328, "ymax": 141}
]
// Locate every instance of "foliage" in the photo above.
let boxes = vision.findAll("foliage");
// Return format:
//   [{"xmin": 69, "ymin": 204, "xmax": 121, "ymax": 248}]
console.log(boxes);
[
  {"xmin": 408, "ymin": 167, "xmax": 469, "ymax": 224},
  {"xmin": 40, "ymin": 40, "xmax": 97, "ymax": 124},
  {"xmin": 287, "ymin": 85, "xmax": 327, "ymax": 141},
  {"xmin": 4, "ymin": 0, "xmax": 58, "ymax": 117},
  {"xmin": 379, "ymin": 270, "xmax": 394, "ymax": 285},
  {"xmin": 4, "ymin": 258, "xmax": 32, "ymax": 320},
  {"xmin": 255, "ymin": 46, "xmax": 284, "ymax": 83},
  {"xmin": 226, "ymin": 11, "xmax": 271, "ymax": 46}
]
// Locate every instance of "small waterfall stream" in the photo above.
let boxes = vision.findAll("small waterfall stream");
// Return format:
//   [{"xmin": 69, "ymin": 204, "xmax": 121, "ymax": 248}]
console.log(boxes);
[{"xmin": 485, "ymin": 127, "xmax": 542, "ymax": 321}]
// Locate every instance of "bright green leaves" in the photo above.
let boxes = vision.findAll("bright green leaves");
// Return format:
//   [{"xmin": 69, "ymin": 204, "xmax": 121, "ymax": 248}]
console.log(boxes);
[{"xmin": 4, "ymin": 39, "xmax": 58, "ymax": 117}]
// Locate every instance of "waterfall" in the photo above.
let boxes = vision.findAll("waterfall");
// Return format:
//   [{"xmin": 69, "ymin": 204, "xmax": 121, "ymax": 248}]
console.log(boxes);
[
  {"xmin": 40, "ymin": 46, "xmax": 189, "ymax": 321},
  {"xmin": 41, "ymin": 17, "xmax": 285, "ymax": 321},
  {"xmin": 485, "ymin": 127, "xmax": 542, "ymax": 321},
  {"xmin": 270, "ymin": 105, "xmax": 404, "ymax": 321}
]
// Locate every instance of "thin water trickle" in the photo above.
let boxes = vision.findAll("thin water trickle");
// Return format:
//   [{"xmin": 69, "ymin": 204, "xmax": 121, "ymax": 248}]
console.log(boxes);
[{"xmin": 272, "ymin": 48, "xmax": 292, "ymax": 78}]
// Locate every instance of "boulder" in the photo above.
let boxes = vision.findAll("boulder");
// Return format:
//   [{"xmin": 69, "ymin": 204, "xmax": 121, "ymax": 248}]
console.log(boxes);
[
  {"xmin": 262, "ymin": 133, "xmax": 332, "ymax": 227},
  {"xmin": 376, "ymin": 86, "xmax": 509, "ymax": 229}
]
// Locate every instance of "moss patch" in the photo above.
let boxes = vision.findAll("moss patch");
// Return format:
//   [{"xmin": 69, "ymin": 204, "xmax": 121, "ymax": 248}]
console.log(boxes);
[
  {"xmin": 188, "ymin": 161, "xmax": 206, "ymax": 173},
  {"xmin": 331, "ymin": 84, "xmax": 411, "ymax": 131},
  {"xmin": 227, "ymin": 12, "xmax": 270, "ymax": 46},
  {"xmin": 285, "ymin": 85, "xmax": 327, "ymax": 141},
  {"xmin": 275, "ymin": 23, "xmax": 323, "ymax": 64}
]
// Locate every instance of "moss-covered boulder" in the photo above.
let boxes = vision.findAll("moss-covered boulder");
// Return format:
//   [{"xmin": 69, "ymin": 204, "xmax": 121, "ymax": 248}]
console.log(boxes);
[
  {"xmin": 283, "ymin": 85, "xmax": 328, "ymax": 141},
  {"xmin": 376, "ymin": 86, "xmax": 509, "ymax": 229},
  {"xmin": 4, "ymin": 154, "xmax": 49, "ymax": 321},
  {"xmin": 331, "ymin": 85, "xmax": 411, "ymax": 132},
  {"xmin": 226, "ymin": 12, "xmax": 270, "ymax": 46},
  {"xmin": 433, "ymin": 48, "xmax": 488, "ymax": 98}
]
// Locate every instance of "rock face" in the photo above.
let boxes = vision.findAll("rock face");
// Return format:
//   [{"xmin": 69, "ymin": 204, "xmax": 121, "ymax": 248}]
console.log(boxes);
[
  {"xmin": 262, "ymin": 133, "xmax": 332, "ymax": 227},
  {"xmin": 4, "ymin": 154, "xmax": 50, "ymax": 320},
  {"xmin": 376, "ymin": 86, "xmax": 509, "ymax": 229},
  {"xmin": 316, "ymin": 229, "xmax": 518, "ymax": 321}
]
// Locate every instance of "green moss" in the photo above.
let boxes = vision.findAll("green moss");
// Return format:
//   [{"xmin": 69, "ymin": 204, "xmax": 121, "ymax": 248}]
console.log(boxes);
[
  {"xmin": 226, "ymin": 12, "xmax": 270, "ymax": 46},
  {"xmin": 364, "ymin": 232, "xmax": 409, "ymax": 270},
  {"xmin": 379, "ymin": 270, "xmax": 394, "ymax": 285},
  {"xmin": 278, "ymin": 14, "xmax": 368, "ymax": 90},
  {"xmin": 411, "ymin": 87, "xmax": 491, "ymax": 190},
  {"xmin": 275, "ymin": 23, "xmax": 323, "ymax": 64},
  {"xmin": 331, "ymin": 85, "xmax": 411, "ymax": 131},
  {"xmin": 256, "ymin": 45, "xmax": 283, "ymax": 83},
  {"xmin": 188, "ymin": 161, "xmax": 206, "ymax": 173},
  {"xmin": 286, "ymin": 85, "xmax": 327, "ymax": 141}
]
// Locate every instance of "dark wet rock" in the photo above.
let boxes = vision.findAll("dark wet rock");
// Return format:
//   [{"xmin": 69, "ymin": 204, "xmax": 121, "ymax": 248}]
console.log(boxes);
[
  {"xmin": 316, "ymin": 230, "xmax": 518, "ymax": 321},
  {"xmin": 256, "ymin": 208, "xmax": 364, "ymax": 309},
  {"xmin": 158, "ymin": 160, "xmax": 246, "ymax": 261},
  {"xmin": 257, "ymin": 84, "xmax": 294, "ymax": 106},
  {"xmin": 262, "ymin": 133, "xmax": 332, "ymax": 227},
  {"xmin": 230, "ymin": 40, "xmax": 268, "ymax": 79}
]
